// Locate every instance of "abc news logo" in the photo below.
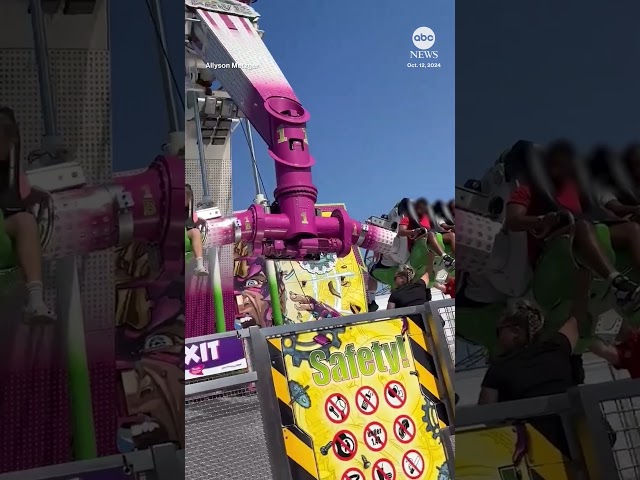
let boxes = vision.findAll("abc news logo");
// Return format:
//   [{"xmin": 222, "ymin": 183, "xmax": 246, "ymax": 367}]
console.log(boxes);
[{"xmin": 411, "ymin": 26, "xmax": 438, "ymax": 59}]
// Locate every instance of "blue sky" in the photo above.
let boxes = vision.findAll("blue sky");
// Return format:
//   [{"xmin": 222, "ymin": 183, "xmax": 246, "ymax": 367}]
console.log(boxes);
[
  {"xmin": 110, "ymin": 0, "xmax": 183, "ymax": 172},
  {"xmin": 110, "ymin": 0, "xmax": 454, "ymax": 223},
  {"xmin": 456, "ymin": 0, "xmax": 640, "ymax": 182},
  {"xmin": 231, "ymin": 0, "xmax": 455, "ymax": 221}
]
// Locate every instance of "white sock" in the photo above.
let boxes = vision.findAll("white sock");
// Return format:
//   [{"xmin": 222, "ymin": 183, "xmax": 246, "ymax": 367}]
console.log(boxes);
[
  {"xmin": 367, "ymin": 291, "xmax": 376, "ymax": 303},
  {"xmin": 25, "ymin": 281, "xmax": 45, "ymax": 309},
  {"xmin": 196, "ymin": 257, "xmax": 205, "ymax": 269}
]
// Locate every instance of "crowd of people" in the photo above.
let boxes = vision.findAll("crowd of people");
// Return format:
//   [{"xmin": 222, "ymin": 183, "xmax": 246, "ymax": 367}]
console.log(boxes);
[
  {"xmin": 472, "ymin": 140, "xmax": 640, "ymax": 448},
  {"xmin": 367, "ymin": 197, "xmax": 456, "ymax": 312}
]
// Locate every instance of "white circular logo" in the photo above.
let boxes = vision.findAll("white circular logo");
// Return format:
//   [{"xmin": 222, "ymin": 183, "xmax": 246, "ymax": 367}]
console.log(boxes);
[{"xmin": 412, "ymin": 26, "xmax": 436, "ymax": 50}]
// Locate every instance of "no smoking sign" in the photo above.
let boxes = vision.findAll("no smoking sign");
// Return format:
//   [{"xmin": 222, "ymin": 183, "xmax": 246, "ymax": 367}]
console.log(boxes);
[
  {"xmin": 402, "ymin": 450, "xmax": 425, "ymax": 479},
  {"xmin": 355, "ymin": 386, "xmax": 379, "ymax": 415},
  {"xmin": 363, "ymin": 421, "xmax": 387, "ymax": 452}
]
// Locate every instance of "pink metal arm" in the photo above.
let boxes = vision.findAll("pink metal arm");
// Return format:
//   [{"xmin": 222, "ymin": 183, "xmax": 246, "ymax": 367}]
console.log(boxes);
[{"xmin": 192, "ymin": 8, "xmax": 395, "ymax": 259}]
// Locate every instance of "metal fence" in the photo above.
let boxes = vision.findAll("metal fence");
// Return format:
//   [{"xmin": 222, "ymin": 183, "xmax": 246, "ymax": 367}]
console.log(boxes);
[
  {"xmin": 0, "ymin": 444, "xmax": 183, "ymax": 480},
  {"xmin": 185, "ymin": 301, "xmax": 456, "ymax": 480},
  {"xmin": 457, "ymin": 378, "xmax": 640, "ymax": 479},
  {"xmin": 185, "ymin": 371, "xmax": 274, "ymax": 479}
]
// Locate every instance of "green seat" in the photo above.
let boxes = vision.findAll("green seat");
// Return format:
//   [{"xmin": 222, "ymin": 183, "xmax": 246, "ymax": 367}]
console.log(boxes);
[
  {"xmin": 185, "ymin": 228, "xmax": 192, "ymax": 253},
  {"xmin": 371, "ymin": 234, "xmax": 454, "ymax": 288},
  {"xmin": 458, "ymin": 223, "xmax": 637, "ymax": 354},
  {"xmin": 0, "ymin": 212, "xmax": 16, "ymax": 269}
]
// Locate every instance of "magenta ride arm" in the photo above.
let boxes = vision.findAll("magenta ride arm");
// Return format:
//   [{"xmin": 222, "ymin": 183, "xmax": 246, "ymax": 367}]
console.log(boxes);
[
  {"xmin": 191, "ymin": 7, "xmax": 398, "ymax": 260},
  {"xmin": 36, "ymin": 156, "xmax": 184, "ymax": 281}
]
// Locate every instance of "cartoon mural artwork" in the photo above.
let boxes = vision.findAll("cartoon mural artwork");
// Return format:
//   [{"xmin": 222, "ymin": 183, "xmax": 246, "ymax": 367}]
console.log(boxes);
[
  {"xmin": 114, "ymin": 242, "xmax": 185, "ymax": 453},
  {"xmin": 233, "ymin": 241, "xmax": 286, "ymax": 329},
  {"xmin": 281, "ymin": 206, "xmax": 367, "ymax": 324},
  {"xmin": 232, "ymin": 205, "xmax": 367, "ymax": 328}
]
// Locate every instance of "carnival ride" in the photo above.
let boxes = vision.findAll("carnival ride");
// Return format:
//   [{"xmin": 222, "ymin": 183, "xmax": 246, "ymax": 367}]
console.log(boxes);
[
  {"xmin": 0, "ymin": 0, "xmax": 184, "ymax": 472},
  {"xmin": 456, "ymin": 140, "xmax": 640, "ymax": 356},
  {"xmin": 184, "ymin": 0, "xmax": 455, "ymax": 337}
]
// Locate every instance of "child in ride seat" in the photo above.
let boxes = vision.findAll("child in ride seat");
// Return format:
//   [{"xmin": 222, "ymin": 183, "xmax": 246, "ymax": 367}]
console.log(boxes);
[
  {"xmin": 505, "ymin": 139, "xmax": 640, "ymax": 312},
  {"xmin": 397, "ymin": 197, "xmax": 455, "ymax": 269},
  {"xmin": 0, "ymin": 107, "xmax": 55, "ymax": 322},
  {"xmin": 185, "ymin": 184, "xmax": 208, "ymax": 276}
]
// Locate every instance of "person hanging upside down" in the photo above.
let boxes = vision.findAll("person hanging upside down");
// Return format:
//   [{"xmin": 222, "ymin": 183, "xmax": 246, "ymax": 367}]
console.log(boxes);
[
  {"xmin": 505, "ymin": 139, "xmax": 640, "ymax": 312},
  {"xmin": 185, "ymin": 184, "xmax": 208, "ymax": 276},
  {"xmin": 0, "ymin": 107, "xmax": 55, "ymax": 323},
  {"xmin": 398, "ymin": 197, "xmax": 455, "ymax": 269}
]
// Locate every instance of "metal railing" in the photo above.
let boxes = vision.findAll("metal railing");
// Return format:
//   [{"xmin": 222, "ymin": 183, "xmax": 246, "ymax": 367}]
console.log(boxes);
[
  {"xmin": 0, "ymin": 444, "xmax": 183, "ymax": 480},
  {"xmin": 456, "ymin": 378, "xmax": 640, "ymax": 479},
  {"xmin": 185, "ymin": 301, "xmax": 456, "ymax": 480}
]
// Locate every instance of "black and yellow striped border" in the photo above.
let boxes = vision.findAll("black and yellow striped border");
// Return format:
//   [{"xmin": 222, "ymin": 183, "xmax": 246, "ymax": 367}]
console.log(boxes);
[
  {"xmin": 268, "ymin": 338, "xmax": 320, "ymax": 480},
  {"xmin": 405, "ymin": 315, "xmax": 449, "ymax": 428}
]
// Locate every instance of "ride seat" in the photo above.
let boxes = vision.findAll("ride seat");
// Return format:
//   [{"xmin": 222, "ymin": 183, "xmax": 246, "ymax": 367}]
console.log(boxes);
[
  {"xmin": 185, "ymin": 208, "xmax": 209, "ymax": 255},
  {"xmin": 385, "ymin": 200, "xmax": 411, "ymax": 265},
  {"xmin": 0, "ymin": 161, "xmax": 54, "ymax": 272}
]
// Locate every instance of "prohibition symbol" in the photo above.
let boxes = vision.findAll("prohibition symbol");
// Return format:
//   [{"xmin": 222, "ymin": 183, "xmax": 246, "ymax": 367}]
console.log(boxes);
[
  {"xmin": 384, "ymin": 380, "xmax": 406, "ymax": 408},
  {"xmin": 342, "ymin": 467, "xmax": 365, "ymax": 480},
  {"xmin": 393, "ymin": 415, "xmax": 416, "ymax": 444},
  {"xmin": 356, "ymin": 386, "xmax": 379, "ymax": 415},
  {"xmin": 325, "ymin": 393, "xmax": 350, "ymax": 424},
  {"xmin": 363, "ymin": 421, "xmax": 387, "ymax": 452},
  {"xmin": 371, "ymin": 459, "xmax": 396, "ymax": 480},
  {"xmin": 402, "ymin": 450, "xmax": 425, "ymax": 479},
  {"xmin": 332, "ymin": 430, "xmax": 358, "ymax": 461}
]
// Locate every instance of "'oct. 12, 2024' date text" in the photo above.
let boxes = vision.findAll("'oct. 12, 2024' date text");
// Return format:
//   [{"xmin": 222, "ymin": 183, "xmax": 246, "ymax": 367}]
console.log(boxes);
[{"xmin": 407, "ymin": 62, "xmax": 441, "ymax": 68}]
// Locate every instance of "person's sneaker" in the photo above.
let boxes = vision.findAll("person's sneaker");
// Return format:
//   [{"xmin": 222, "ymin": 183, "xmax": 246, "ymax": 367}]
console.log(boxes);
[
  {"xmin": 368, "ymin": 301, "xmax": 379, "ymax": 312},
  {"xmin": 443, "ymin": 254, "xmax": 455, "ymax": 271},
  {"xmin": 23, "ymin": 304, "xmax": 56, "ymax": 324},
  {"xmin": 611, "ymin": 275, "xmax": 640, "ymax": 312},
  {"xmin": 194, "ymin": 265, "xmax": 209, "ymax": 276}
]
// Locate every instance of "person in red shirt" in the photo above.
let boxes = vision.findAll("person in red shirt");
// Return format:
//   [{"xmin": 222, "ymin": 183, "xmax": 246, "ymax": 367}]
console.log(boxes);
[
  {"xmin": 590, "ymin": 329, "xmax": 640, "ymax": 379},
  {"xmin": 398, "ymin": 197, "xmax": 455, "ymax": 270},
  {"xmin": 0, "ymin": 107, "xmax": 55, "ymax": 322},
  {"xmin": 505, "ymin": 139, "xmax": 640, "ymax": 312}
]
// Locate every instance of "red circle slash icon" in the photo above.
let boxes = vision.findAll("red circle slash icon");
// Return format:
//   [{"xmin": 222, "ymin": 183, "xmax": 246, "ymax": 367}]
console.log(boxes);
[
  {"xmin": 371, "ymin": 459, "xmax": 396, "ymax": 480},
  {"xmin": 384, "ymin": 380, "xmax": 406, "ymax": 408},
  {"xmin": 393, "ymin": 415, "xmax": 416, "ymax": 444},
  {"xmin": 325, "ymin": 393, "xmax": 350, "ymax": 424},
  {"xmin": 402, "ymin": 450, "xmax": 425, "ymax": 479},
  {"xmin": 356, "ymin": 386, "xmax": 379, "ymax": 415},
  {"xmin": 363, "ymin": 421, "xmax": 387, "ymax": 452},
  {"xmin": 332, "ymin": 430, "xmax": 358, "ymax": 461}
]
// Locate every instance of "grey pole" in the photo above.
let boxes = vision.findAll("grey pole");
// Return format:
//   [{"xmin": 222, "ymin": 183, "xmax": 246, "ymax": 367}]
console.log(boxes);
[
  {"xmin": 192, "ymin": 91, "xmax": 210, "ymax": 199},
  {"xmin": 29, "ymin": 0, "xmax": 57, "ymax": 136},
  {"xmin": 245, "ymin": 119, "xmax": 262, "ymax": 196},
  {"xmin": 149, "ymin": 0, "xmax": 181, "ymax": 133}
]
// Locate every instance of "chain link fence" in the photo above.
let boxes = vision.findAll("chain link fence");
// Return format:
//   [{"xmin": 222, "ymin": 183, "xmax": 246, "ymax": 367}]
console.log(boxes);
[
  {"xmin": 601, "ymin": 395, "xmax": 640, "ymax": 479},
  {"xmin": 186, "ymin": 382, "xmax": 273, "ymax": 480},
  {"xmin": 185, "ymin": 302, "xmax": 456, "ymax": 480}
]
